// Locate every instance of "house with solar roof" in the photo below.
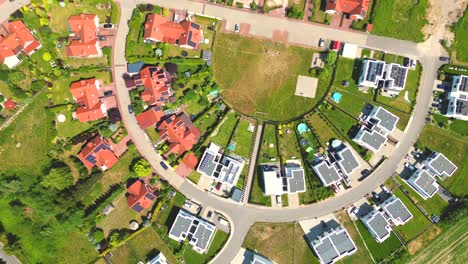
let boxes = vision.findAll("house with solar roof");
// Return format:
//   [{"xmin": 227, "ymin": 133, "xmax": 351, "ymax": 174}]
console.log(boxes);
[
  {"xmin": 127, "ymin": 179, "xmax": 156, "ymax": 213},
  {"xmin": 446, "ymin": 75, "xmax": 468, "ymax": 120},
  {"xmin": 358, "ymin": 60, "xmax": 408, "ymax": 96},
  {"xmin": 157, "ymin": 111, "xmax": 200, "ymax": 156},
  {"xmin": 168, "ymin": 209, "xmax": 216, "ymax": 253},
  {"xmin": 261, "ymin": 162, "xmax": 306, "ymax": 196},
  {"xmin": 77, "ymin": 136, "xmax": 119, "ymax": 171},
  {"xmin": 133, "ymin": 66, "xmax": 174, "ymax": 107}
]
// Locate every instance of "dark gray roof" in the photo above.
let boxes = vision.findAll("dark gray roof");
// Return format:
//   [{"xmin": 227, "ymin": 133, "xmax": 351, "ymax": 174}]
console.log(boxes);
[
  {"xmin": 383, "ymin": 196, "xmax": 412, "ymax": 223},
  {"xmin": 359, "ymin": 129, "xmax": 386, "ymax": 151},
  {"xmin": 230, "ymin": 187, "xmax": 242, "ymax": 202},
  {"xmin": 374, "ymin": 107, "xmax": 398, "ymax": 133},
  {"xmin": 315, "ymin": 237, "xmax": 338, "ymax": 264},
  {"xmin": 313, "ymin": 161, "xmax": 341, "ymax": 186},
  {"xmin": 169, "ymin": 212, "xmax": 192, "ymax": 238},
  {"xmin": 428, "ymin": 152, "xmax": 457, "ymax": 176},
  {"xmin": 414, "ymin": 169, "xmax": 438, "ymax": 196},
  {"xmin": 454, "ymin": 98, "xmax": 468, "ymax": 116},
  {"xmin": 364, "ymin": 60, "xmax": 385, "ymax": 82},
  {"xmin": 198, "ymin": 152, "xmax": 217, "ymax": 176},
  {"xmin": 287, "ymin": 169, "xmax": 306, "ymax": 193},
  {"xmin": 388, "ymin": 64, "xmax": 408, "ymax": 88},
  {"xmin": 457, "ymin": 75, "xmax": 468, "ymax": 92},
  {"xmin": 337, "ymin": 147, "xmax": 359, "ymax": 174},
  {"xmin": 366, "ymin": 212, "xmax": 390, "ymax": 239},
  {"xmin": 330, "ymin": 231, "xmax": 356, "ymax": 255},
  {"xmin": 192, "ymin": 222, "xmax": 215, "ymax": 251}
]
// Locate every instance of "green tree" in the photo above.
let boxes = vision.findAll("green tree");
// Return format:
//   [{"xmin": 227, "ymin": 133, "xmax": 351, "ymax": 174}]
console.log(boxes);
[
  {"xmin": 286, "ymin": 5, "xmax": 304, "ymax": 19},
  {"xmin": 250, "ymin": 2, "xmax": 258, "ymax": 11},
  {"xmin": 0, "ymin": 94, "xmax": 4, "ymax": 102},
  {"xmin": 92, "ymin": 229, "xmax": 105, "ymax": 242},
  {"xmin": 132, "ymin": 159, "xmax": 152, "ymax": 177},
  {"xmin": 41, "ymin": 166, "xmax": 74, "ymax": 191},
  {"xmin": 8, "ymin": 71, "xmax": 25, "ymax": 87},
  {"xmin": 325, "ymin": 51, "xmax": 338, "ymax": 64},
  {"xmin": 318, "ymin": 68, "xmax": 330, "ymax": 79}
]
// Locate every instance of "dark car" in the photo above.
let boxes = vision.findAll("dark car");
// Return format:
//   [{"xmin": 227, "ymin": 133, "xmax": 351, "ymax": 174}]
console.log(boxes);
[
  {"xmin": 103, "ymin": 90, "xmax": 113, "ymax": 96},
  {"xmin": 160, "ymin": 161, "xmax": 169, "ymax": 170},
  {"xmin": 439, "ymin": 56, "xmax": 450, "ymax": 62},
  {"xmin": 128, "ymin": 104, "xmax": 134, "ymax": 114},
  {"xmin": 215, "ymin": 182, "xmax": 222, "ymax": 190},
  {"xmin": 103, "ymin": 23, "xmax": 114, "ymax": 29},
  {"xmin": 431, "ymin": 103, "xmax": 439, "ymax": 108},
  {"xmin": 437, "ymin": 84, "xmax": 447, "ymax": 89},
  {"xmin": 207, "ymin": 211, "xmax": 213, "ymax": 218}
]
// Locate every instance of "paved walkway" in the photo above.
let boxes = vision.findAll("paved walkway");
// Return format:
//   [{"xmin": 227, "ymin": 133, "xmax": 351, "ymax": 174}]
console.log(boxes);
[{"xmin": 242, "ymin": 124, "xmax": 262, "ymax": 204}]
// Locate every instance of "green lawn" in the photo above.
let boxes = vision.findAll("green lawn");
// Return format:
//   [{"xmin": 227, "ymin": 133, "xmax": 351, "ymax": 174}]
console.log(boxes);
[
  {"xmin": 355, "ymin": 221, "xmax": 402, "ymax": 262},
  {"xmin": 228, "ymin": 118, "xmax": 254, "ymax": 159},
  {"xmin": 432, "ymin": 114, "xmax": 468, "ymax": 136},
  {"xmin": 243, "ymin": 222, "xmax": 319, "ymax": 264},
  {"xmin": 310, "ymin": 0, "xmax": 327, "ymax": 23},
  {"xmin": 146, "ymin": 127, "xmax": 160, "ymax": 143},
  {"xmin": 259, "ymin": 124, "xmax": 279, "ymax": 163},
  {"xmin": 156, "ymin": 192, "xmax": 186, "ymax": 227},
  {"xmin": 451, "ymin": 9, "xmax": 468, "ymax": 63},
  {"xmin": 417, "ymin": 125, "xmax": 468, "ymax": 197},
  {"xmin": 183, "ymin": 230, "xmax": 229, "ymax": 264},
  {"xmin": 209, "ymin": 112, "xmax": 238, "ymax": 148},
  {"xmin": 107, "ymin": 227, "xmax": 178, "ymax": 264},
  {"xmin": 307, "ymin": 112, "xmax": 340, "ymax": 146},
  {"xmin": 54, "ymin": 110, "xmax": 97, "ymax": 139},
  {"xmin": 213, "ymin": 33, "xmax": 328, "ymax": 121},
  {"xmin": 193, "ymin": 106, "xmax": 223, "ymax": 138},
  {"xmin": 371, "ymin": 0, "xmax": 429, "ymax": 42},
  {"xmin": 278, "ymin": 123, "xmax": 302, "ymax": 161},
  {"xmin": 392, "ymin": 189, "xmax": 432, "ymax": 242},
  {"xmin": 249, "ymin": 168, "xmax": 271, "ymax": 206},
  {"xmin": 395, "ymin": 176, "xmax": 448, "ymax": 216}
]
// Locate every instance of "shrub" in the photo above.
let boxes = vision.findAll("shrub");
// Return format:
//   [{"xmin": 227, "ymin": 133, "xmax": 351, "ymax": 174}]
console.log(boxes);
[
  {"xmin": 132, "ymin": 159, "xmax": 152, "ymax": 177},
  {"xmin": 325, "ymin": 51, "xmax": 338, "ymax": 64},
  {"xmin": 0, "ymin": 95, "xmax": 4, "ymax": 102},
  {"xmin": 42, "ymin": 52, "xmax": 51, "ymax": 61},
  {"xmin": 286, "ymin": 5, "xmax": 304, "ymax": 19}
]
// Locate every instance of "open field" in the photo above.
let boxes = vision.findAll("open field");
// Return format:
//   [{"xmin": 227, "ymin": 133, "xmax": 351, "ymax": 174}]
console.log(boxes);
[
  {"xmin": 209, "ymin": 111, "xmax": 238, "ymax": 148},
  {"xmin": 106, "ymin": 227, "xmax": 178, "ymax": 264},
  {"xmin": 243, "ymin": 222, "xmax": 318, "ymax": 264},
  {"xmin": 335, "ymin": 211, "xmax": 373, "ymax": 264},
  {"xmin": 228, "ymin": 118, "xmax": 254, "ymax": 159},
  {"xmin": 354, "ymin": 221, "xmax": 402, "ymax": 262},
  {"xmin": 392, "ymin": 188, "xmax": 432, "ymax": 242},
  {"xmin": 213, "ymin": 33, "xmax": 328, "ymax": 121},
  {"xmin": 417, "ymin": 125, "xmax": 468, "ymax": 197},
  {"xmin": 371, "ymin": 0, "xmax": 429, "ymax": 42},
  {"xmin": 451, "ymin": 10, "xmax": 468, "ymax": 63},
  {"xmin": 408, "ymin": 217, "xmax": 468, "ymax": 264},
  {"xmin": 259, "ymin": 124, "xmax": 279, "ymax": 163}
]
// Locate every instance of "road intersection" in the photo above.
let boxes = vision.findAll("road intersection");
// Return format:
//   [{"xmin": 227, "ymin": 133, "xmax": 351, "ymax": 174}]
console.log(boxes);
[{"xmin": 0, "ymin": 0, "xmax": 446, "ymax": 263}]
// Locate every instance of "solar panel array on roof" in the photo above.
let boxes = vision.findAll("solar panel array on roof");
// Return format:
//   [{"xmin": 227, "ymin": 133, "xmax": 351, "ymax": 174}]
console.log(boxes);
[
  {"xmin": 365, "ymin": 61, "xmax": 384, "ymax": 82},
  {"xmin": 132, "ymin": 203, "xmax": 144, "ymax": 212},
  {"xmin": 191, "ymin": 22, "xmax": 200, "ymax": 30},
  {"xmin": 145, "ymin": 193, "xmax": 156, "ymax": 200},
  {"xmin": 459, "ymin": 76, "xmax": 468, "ymax": 92},
  {"xmin": 389, "ymin": 64, "xmax": 407, "ymax": 88},
  {"xmin": 149, "ymin": 67, "xmax": 158, "ymax": 76},
  {"xmin": 187, "ymin": 31, "xmax": 197, "ymax": 48},
  {"xmin": 94, "ymin": 143, "xmax": 108, "ymax": 153},
  {"xmin": 85, "ymin": 154, "xmax": 97, "ymax": 164},
  {"xmin": 455, "ymin": 99, "xmax": 468, "ymax": 115}
]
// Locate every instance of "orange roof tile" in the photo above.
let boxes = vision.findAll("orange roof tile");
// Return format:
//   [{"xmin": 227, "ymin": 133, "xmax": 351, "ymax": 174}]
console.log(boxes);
[
  {"xmin": 67, "ymin": 14, "xmax": 100, "ymax": 57},
  {"xmin": 0, "ymin": 20, "xmax": 41, "ymax": 65},
  {"xmin": 134, "ymin": 66, "xmax": 173, "ymax": 106},
  {"xmin": 70, "ymin": 79, "xmax": 106, "ymax": 122},
  {"xmin": 78, "ymin": 136, "xmax": 119, "ymax": 170},
  {"xmin": 127, "ymin": 179, "xmax": 156, "ymax": 212},
  {"xmin": 136, "ymin": 106, "xmax": 165, "ymax": 129},
  {"xmin": 326, "ymin": 0, "xmax": 370, "ymax": 19},
  {"xmin": 157, "ymin": 112, "xmax": 200, "ymax": 155}
]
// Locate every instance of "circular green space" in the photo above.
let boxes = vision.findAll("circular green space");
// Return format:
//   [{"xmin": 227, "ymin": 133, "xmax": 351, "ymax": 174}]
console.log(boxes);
[{"xmin": 212, "ymin": 33, "xmax": 331, "ymax": 121}]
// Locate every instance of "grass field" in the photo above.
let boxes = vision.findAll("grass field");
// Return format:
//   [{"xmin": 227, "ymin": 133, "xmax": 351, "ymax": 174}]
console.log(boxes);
[
  {"xmin": 408, "ymin": 216, "xmax": 468, "ymax": 264},
  {"xmin": 243, "ymin": 222, "xmax": 319, "ymax": 264},
  {"xmin": 259, "ymin": 124, "xmax": 279, "ymax": 163},
  {"xmin": 451, "ymin": 10, "xmax": 468, "ymax": 63},
  {"xmin": 278, "ymin": 123, "xmax": 302, "ymax": 161},
  {"xmin": 155, "ymin": 192, "xmax": 186, "ymax": 227},
  {"xmin": 183, "ymin": 230, "xmax": 229, "ymax": 264},
  {"xmin": 228, "ymin": 118, "xmax": 254, "ymax": 159},
  {"xmin": 432, "ymin": 113, "xmax": 468, "ymax": 136},
  {"xmin": 392, "ymin": 189, "xmax": 432, "ymax": 242},
  {"xmin": 371, "ymin": 0, "xmax": 429, "ymax": 42},
  {"xmin": 417, "ymin": 125, "xmax": 468, "ymax": 197},
  {"xmin": 213, "ymin": 33, "xmax": 327, "ymax": 121},
  {"xmin": 107, "ymin": 227, "xmax": 178, "ymax": 264},
  {"xmin": 209, "ymin": 112, "xmax": 238, "ymax": 148},
  {"xmin": 355, "ymin": 221, "xmax": 402, "ymax": 262},
  {"xmin": 307, "ymin": 112, "xmax": 340, "ymax": 146},
  {"xmin": 335, "ymin": 211, "xmax": 373, "ymax": 264}
]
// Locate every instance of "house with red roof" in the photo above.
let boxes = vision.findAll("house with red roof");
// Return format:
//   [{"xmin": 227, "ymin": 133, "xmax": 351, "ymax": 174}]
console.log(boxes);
[
  {"xmin": 157, "ymin": 112, "xmax": 200, "ymax": 156},
  {"xmin": 78, "ymin": 136, "xmax": 119, "ymax": 171},
  {"xmin": 134, "ymin": 65, "xmax": 173, "ymax": 106},
  {"xmin": 325, "ymin": 0, "xmax": 370, "ymax": 20},
  {"xmin": 70, "ymin": 78, "xmax": 107, "ymax": 122},
  {"xmin": 3, "ymin": 99, "xmax": 17, "ymax": 111},
  {"xmin": 175, "ymin": 152, "xmax": 199, "ymax": 177},
  {"xmin": 0, "ymin": 20, "xmax": 41, "ymax": 68},
  {"xmin": 143, "ymin": 14, "xmax": 202, "ymax": 49},
  {"xmin": 127, "ymin": 179, "xmax": 157, "ymax": 212},
  {"xmin": 66, "ymin": 14, "xmax": 102, "ymax": 57},
  {"xmin": 136, "ymin": 106, "xmax": 165, "ymax": 129}
]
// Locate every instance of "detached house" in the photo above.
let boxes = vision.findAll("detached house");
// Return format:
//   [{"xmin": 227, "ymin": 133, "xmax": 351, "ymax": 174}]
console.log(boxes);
[
  {"xmin": 127, "ymin": 179, "xmax": 157, "ymax": 212},
  {"xmin": 70, "ymin": 78, "xmax": 107, "ymax": 122},
  {"xmin": 67, "ymin": 14, "xmax": 102, "ymax": 57},
  {"xmin": 157, "ymin": 112, "xmax": 200, "ymax": 155},
  {"xmin": 0, "ymin": 20, "xmax": 41, "ymax": 68},
  {"xmin": 325, "ymin": 0, "xmax": 371, "ymax": 20},
  {"xmin": 143, "ymin": 14, "xmax": 202, "ymax": 49},
  {"xmin": 358, "ymin": 60, "xmax": 409, "ymax": 96},
  {"xmin": 136, "ymin": 106, "xmax": 165, "ymax": 129},
  {"xmin": 78, "ymin": 136, "xmax": 119, "ymax": 171},
  {"xmin": 134, "ymin": 66, "xmax": 174, "ymax": 106},
  {"xmin": 445, "ymin": 75, "xmax": 468, "ymax": 120}
]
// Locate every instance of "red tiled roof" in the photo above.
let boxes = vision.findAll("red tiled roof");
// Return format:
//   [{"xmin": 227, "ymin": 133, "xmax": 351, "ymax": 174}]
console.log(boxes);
[
  {"xmin": 143, "ymin": 14, "xmax": 202, "ymax": 49},
  {"xmin": 134, "ymin": 66, "xmax": 173, "ymax": 106},
  {"xmin": 326, "ymin": 0, "xmax": 370, "ymax": 19},
  {"xmin": 157, "ymin": 112, "xmax": 200, "ymax": 155},
  {"xmin": 67, "ymin": 14, "xmax": 100, "ymax": 57},
  {"xmin": 78, "ymin": 136, "xmax": 119, "ymax": 170},
  {"xmin": 127, "ymin": 179, "xmax": 156, "ymax": 212},
  {"xmin": 3, "ymin": 99, "xmax": 16, "ymax": 110},
  {"xmin": 136, "ymin": 106, "xmax": 165, "ymax": 129},
  {"xmin": 0, "ymin": 20, "xmax": 41, "ymax": 65},
  {"xmin": 70, "ymin": 78, "xmax": 106, "ymax": 122},
  {"xmin": 181, "ymin": 153, "xmax": 198, "ymax": 169}
]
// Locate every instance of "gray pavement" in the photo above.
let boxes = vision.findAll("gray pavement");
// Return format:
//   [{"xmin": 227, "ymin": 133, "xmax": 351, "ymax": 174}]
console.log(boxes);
[
  {"xmin": 242, "ymin": 124, "xmax": 262, "ymax": 204},
  {"xmin": 0, "ymin": 243, "xmax": 21, "ymax": 264},
  {"xmin": 0, "ymin": 0, "xmax": 447, "ymax": 263}
]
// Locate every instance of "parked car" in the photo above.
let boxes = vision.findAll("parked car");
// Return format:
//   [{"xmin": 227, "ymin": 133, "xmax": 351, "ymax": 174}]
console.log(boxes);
[
  {"xmin": 318, "ymin": 38, "xmax": 325, "ymax": 48},
  {"xmin": 361, "ymin": 169, "xmax": 370, "ymax": 178},
  {"xmin": 98, "ymin": 36, "xmax": 107, "ymax": 41},
  {"xmin": 437, "ymin": 84, "xmax": 447, "ymax": 89},
  {"xmin": 431, "ymin": 103, "xmax": 439, "ymax": 108},
  {"xmin": 439, "ymin": 56, "xmax": 450, "ymax": 62},
  {"xmin": 404, "ymin": 162, "xmax": 416, "ymax": 171},
  {"xmin": 276, "ymin": 195, "xmax": 282, "ymax": 205},
  {"xmin": 103, "ymin": 90, "xmax": 113, "ymax": 96},
  {"xmin": 350, "ymin": 206, "xmax": 359, "ymax": 216},
  {"xmin": 160, "ymin": 161, "xmax": 169, "ymax": 170},
  {"xmin": 336, "ymin": 181, "xmax": 344, "ymax": 191},
  {"xmin": 234, "ymin": 24, "xmax": 240, "ymax": 33},
  {"xmin": 184, "ymin": 202, "xmax": 192, "ymax": 208},
  {"xmin": 331, "ymin": 41, "xmax": 342, "ymax": 51},
  {"xmin": 218, "ymin": 217, "xmax": 228, "ymax": 226},
  {"xmin": 128, "ymin": 104, "xmax": 134, "ymax": 114},
  {"xmin": 331, "ymin": 184, "xmax": 339, "ymax": 193},
  {"xmin": 103, "ymin": 23, "xmax": 114, "ymax": 29},
  {"xmin": 410, "ymin": 59, "xmax": 417, "ymax": 69},
  {"xmin": 381, "ymin": 185, "xmax": 389, "ymax": 193},
  {"xmin": 207, "ymin": 211, "xmax": 213, "ymax": 218},
  {"xmin": 215, "ymin": 182, "xmax": 222, "ymax": 190}
]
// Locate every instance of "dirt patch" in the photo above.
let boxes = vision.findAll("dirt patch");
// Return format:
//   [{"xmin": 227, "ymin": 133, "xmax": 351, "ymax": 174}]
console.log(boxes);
[
  {"xmin": 240, "ymin": 23, "xmax": 251, "ymax": 34},
  {"xmin": 407, "ymin": 225, "xmax": 441, "ymax": 255},
  {"xmin": 423, "ymin": 0, "xmax": 467, "ymax": 44}
]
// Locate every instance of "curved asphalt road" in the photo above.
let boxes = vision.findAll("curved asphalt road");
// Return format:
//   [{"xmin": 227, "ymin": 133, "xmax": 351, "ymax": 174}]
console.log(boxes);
[{"xmin": 0, "ymin": 0, "xmax": 445, "ymax": 263}]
